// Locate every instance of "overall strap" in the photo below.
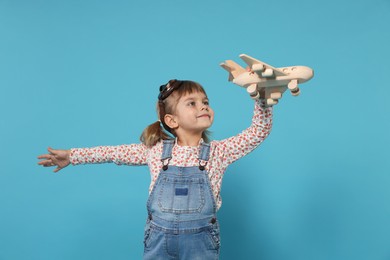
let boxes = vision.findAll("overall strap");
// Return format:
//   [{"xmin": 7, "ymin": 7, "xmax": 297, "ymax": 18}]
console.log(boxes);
[
  {"xmin": 198, "ymin": 142, "xmax": 211, "ymax": 161},
  {"xmin": 161, "ymin": 139, "xmax": 175, "ymax": 160},
  {"xmin": 161, "ymin": 139, "xmax": 175, "ymax": 170},
  {"xmin": 198, "ymin": 142, "xmax": 211, "ymax": 171}
]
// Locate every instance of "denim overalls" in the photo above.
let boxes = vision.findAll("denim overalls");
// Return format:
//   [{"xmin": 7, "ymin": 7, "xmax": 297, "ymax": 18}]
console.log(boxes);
[{"xmin": 143, "ymin": 140, "xmax": 221, "ymax": 260}]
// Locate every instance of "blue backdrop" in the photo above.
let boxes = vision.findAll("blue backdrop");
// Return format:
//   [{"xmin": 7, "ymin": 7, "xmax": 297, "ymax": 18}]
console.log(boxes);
[{"xmin": 1, "ymin": 0, "xmax": 389, "ymax": 259}]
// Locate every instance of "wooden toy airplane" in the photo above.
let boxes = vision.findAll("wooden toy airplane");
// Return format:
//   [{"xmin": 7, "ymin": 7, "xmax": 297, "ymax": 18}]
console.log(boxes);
[{"xmin": 220, "ymin": 54, "xmax": 314, "ymax": 105}]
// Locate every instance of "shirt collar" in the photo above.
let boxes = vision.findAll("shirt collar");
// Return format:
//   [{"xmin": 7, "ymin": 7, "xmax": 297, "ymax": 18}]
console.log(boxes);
[{"xmin": 174, "ymin": 137, "xmax": 204, "ymax": 147}]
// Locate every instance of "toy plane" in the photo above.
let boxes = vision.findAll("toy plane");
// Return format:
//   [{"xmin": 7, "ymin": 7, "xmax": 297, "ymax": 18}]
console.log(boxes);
[{"xmin": 220, "ymin": 54, "xmax": 314, "ymax": 105}]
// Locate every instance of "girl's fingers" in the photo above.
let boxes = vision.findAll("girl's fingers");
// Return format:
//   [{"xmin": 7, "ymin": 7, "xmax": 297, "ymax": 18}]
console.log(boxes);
[
  {"xmin": 38, "ymin": 159, "xmax": 50, "ymax": 165},
  {"xmin": 38, "ymin": 160, "xmax": 54, "ymax": 167},
  {"xmin": 37, "ymin": 154, "xmax": 51, "ymax": 160},
  {"xmin": 53, "ymin": 167, "xmax": 62, "ymax": 173},
  {"xmin": 38, "ymin": 148, "xmax": 68, "ymax": 172},
  {"xmin": 38, "ymin": 154, "xmax": 57, "ymax": 167},
  {"xmin": 48, "ymin": 147, "xmax": 57, "ymax": 155}
]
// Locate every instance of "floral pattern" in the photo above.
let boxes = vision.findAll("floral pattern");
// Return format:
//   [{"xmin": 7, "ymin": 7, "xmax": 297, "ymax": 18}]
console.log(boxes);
[{"xmin": 70, "ymin": 100, "xmax": 273, "ymax": 210}]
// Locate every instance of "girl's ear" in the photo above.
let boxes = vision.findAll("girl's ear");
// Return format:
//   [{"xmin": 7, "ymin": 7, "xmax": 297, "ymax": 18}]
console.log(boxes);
[{"xmin": 164, "ymin": 114, "xmax": 179, "ymax": 129}]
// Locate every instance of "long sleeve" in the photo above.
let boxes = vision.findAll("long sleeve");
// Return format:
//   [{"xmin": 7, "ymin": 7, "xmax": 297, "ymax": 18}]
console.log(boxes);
[
  {"xmin": 70, "ymin": 143, "xmax": 148, "ymax": 166},
  {"xmin": 212, "ymin": 99, "xmax": 273, "ymax": 167}
]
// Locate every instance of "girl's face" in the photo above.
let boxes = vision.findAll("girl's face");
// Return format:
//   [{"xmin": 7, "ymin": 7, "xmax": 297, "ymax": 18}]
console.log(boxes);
[{"xmin": 169, "ymin": 91, "xmax": 214, "ymax": 136}]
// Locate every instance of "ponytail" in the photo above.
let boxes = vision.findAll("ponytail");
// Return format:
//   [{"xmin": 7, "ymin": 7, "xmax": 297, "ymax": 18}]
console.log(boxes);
[{"xmin": 140, "ymin": 120, "xmax": 171, "ymax": 147}]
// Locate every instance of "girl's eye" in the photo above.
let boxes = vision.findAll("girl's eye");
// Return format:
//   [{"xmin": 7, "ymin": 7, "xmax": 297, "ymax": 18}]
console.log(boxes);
[
  {"xmin": 188, "ymin": 101, "xmax": 196, "ymax": 106},
  {"xmin": 203, "ymin": 101, "xmax": 209, "ymax": 106}
]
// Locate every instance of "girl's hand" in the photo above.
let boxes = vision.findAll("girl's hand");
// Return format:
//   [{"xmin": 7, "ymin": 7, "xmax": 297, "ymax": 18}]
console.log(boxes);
[{"xmin": 37, "ymin": 147, "xmax": 70, "ymax": 173}]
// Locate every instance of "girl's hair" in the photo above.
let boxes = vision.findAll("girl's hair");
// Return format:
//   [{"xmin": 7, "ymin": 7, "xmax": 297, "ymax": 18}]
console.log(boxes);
[{"xmin": 140, "ymin": 80, "xmax": 211, "ymax": 147}]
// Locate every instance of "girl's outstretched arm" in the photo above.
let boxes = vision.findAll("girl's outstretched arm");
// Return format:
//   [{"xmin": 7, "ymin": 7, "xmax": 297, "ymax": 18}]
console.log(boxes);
[
  {"xmin": 69, "ymin": 144, "xmax": 148, "ymax": 166},
  {"xmin": 37, "ymin": 147, "xmax": 71, "ymax": 173}
]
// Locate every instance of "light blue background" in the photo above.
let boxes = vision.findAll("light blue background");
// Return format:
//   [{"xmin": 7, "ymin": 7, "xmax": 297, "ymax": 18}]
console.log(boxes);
[{"xmin": 1, "ymin": 0, "xmax": 389, "ymax": 259}]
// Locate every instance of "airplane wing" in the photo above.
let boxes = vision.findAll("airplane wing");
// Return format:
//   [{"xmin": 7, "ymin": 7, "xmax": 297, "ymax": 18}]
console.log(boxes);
[
  {"xmin": 239, "ymin": 54, "xmax": 287, "ymax": 77},
  {"xmin": 220, "ymin": 60, "xmax": 246, "ymax": 81}
]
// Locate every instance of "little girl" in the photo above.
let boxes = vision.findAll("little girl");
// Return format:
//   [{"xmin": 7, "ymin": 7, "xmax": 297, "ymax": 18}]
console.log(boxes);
[{"xmin": 38, "ymin": 79, "xmax": 273, "ymax": 260}]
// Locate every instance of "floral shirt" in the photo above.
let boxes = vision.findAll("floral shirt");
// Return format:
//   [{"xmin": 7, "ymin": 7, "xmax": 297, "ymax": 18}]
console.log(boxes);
[{"xmin": 70, "ymin": 100, "xmax": 273, "ymax": 210}]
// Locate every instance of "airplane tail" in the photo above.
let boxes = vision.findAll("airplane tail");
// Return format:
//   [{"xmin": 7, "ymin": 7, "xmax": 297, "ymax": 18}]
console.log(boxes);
[{"xmin": 220, "ymin": 60, "xmax": 246, "ymax": 81}]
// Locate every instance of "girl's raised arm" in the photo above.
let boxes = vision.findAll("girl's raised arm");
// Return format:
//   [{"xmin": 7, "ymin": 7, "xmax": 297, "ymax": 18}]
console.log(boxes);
[{"xmin": 214, "ymin": 99, "xmax": 273, "ymax": 166}]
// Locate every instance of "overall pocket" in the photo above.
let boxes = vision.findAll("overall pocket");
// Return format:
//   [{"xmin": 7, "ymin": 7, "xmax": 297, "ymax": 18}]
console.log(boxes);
[
  {"xmin": 144, "ymin": 225, "xmax": 157, "ymax": 249},
  {"xmin": 157, "ymin": 177, "xmax": 205, "ymax": 214},
  {"xmin": 207, "ymin": 224, "xmax": 221, "ymax": 250}
]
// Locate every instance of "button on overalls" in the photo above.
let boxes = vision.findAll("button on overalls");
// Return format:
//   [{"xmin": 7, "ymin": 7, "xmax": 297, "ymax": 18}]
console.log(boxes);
[{"xmin": 143, "ymin": 140, "xmax": 221, "ymax": 260}]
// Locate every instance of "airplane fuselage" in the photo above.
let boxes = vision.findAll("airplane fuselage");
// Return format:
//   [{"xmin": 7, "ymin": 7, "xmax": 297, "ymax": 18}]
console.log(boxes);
[{"xmin": 233, "ymin": 66, "xmax": 314, "ymax": 89}]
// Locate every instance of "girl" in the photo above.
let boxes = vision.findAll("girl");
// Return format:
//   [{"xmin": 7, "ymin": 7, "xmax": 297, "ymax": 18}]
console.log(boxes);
[{"xmin": 37, "ymin": 79, "xmax": 273, "ymax": 260}]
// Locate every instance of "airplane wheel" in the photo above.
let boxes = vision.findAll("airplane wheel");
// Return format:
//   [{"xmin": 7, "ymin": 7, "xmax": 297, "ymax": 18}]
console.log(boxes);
[
  {"xmin": 267, "ymin": 98, "xmax": 278, "ymax": 105},
  {"xmin": 291, "ymin": 88, "xmax": 300, "ymax": 96},
  {"xmin": 262, "ymin": 68, "xmax": 274, "ymax": 77},
  {"xmin": 246, "ymin": 84, "xmax": 258, "ymax": 96},
  {"xmin": 288, "ymin": 79, "xmax": 298, "ymax": 90},
  {"xmin": 250, "ymin": 92, "xmax": 260, "ymax": 100},
  {"xmin": 270, "ymin": 92, "xmax": 282, "ymax": 99},
  {"xmin": 252, "ymin": 63, "xmax": 264, "ymax": 72}
]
